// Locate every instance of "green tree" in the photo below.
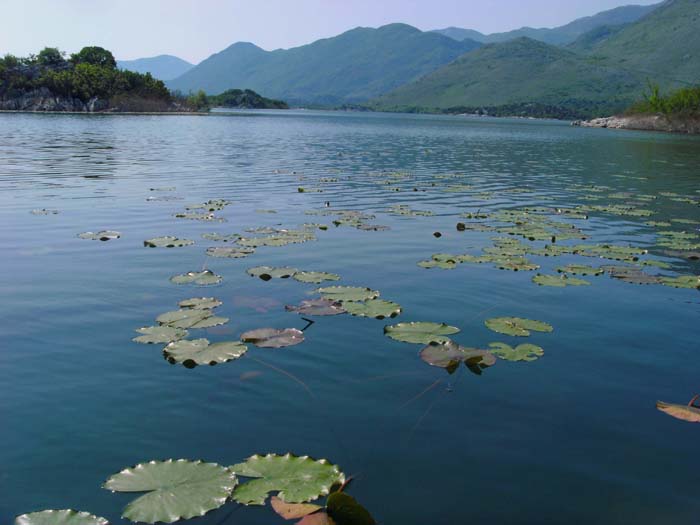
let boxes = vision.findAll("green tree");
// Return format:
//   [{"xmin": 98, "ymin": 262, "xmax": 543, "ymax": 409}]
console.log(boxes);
[
  {"xmin": 37, "ymin": 47, "xmax": 66, "ymax": 67},
  {"xmin": 70, "ymin": 46, "xmax": 116, "ymax": 69},
  {"xmin": 188, "ymin": 89, "xmax": 209, "ymax": 110}
]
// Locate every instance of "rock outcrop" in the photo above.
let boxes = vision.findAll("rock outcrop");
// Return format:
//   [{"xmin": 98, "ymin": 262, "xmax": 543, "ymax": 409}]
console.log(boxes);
[
  {"xmin": 0, "ymin": 88, "xmax": 110, "ymax": 112},
  {"xmin": 573, "ymin": 114, "xmax": 700, "ymax": 134}
]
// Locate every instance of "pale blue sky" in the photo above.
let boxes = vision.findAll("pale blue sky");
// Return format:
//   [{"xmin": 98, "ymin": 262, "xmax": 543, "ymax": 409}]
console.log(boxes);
[{"xmin": 1, "ymin": 0, "xmax": 658, "ymax": 64}]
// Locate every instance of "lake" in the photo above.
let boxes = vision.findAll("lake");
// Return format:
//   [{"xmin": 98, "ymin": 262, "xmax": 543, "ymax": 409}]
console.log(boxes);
[{"xmin": 1, "ymin": 110, "xmax": 698, "ymax": 525}]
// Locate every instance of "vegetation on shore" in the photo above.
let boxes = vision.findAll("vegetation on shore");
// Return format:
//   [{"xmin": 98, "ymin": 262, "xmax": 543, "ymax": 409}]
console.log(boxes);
[
  {"xmin": 0, "ymin": 46, "xmax": 198, "ymax": 112},
  {"xmin": 627, "ymin": 83, "xmax": 700, "ymax": 118}
]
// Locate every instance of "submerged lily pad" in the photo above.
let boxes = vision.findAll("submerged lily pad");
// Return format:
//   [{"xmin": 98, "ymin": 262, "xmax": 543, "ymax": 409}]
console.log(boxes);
[
  {"xmin": 231, "ymin": 453, "xmax": 345, "ymax": 506},
  {"xmin": 240, "ymin": 328, "xmax": 305, "ymax": 348},
  {"xmin": 489, "ymin": 342, "xmax": 544, "ymax": 362},
  {"xmin": 533, "ymin": 274, "xmax": 590, "ymax": 287},
  {"xmin": 144, "ymin": 236, "xmax": 194, "ymax": 248},
  {"xmin": 164, "ymin": 339, "xmax": 247, "ymax": 367},
  {"xmin": 178, "ymin": 297, "xmax": 222, "ymax": 310},
  {"xmin": 607, "ymin": 266, "xmax": 662, "ymax": 285},
  {"xmin": 285, "ymin": 299, "xmax": 346, "ymax": 316},
  {"xmin": 485, "ymin": 317, "xmax": 553, "ymax": 337},
  {"xmin": 343, "ymin": 299, "xmax": 402, "ymax": 320},
  {"xmin": 170, "ymin": 270, "xmax": 222, "ymax": 286},
  {"xmin": 384, "ymin": 322, "xmax": 460, "ymax": 344},
  {"xmin": 103, "ymin": 459, "xmax": 237, "ymax": 524},
  {"xmin": 78, "ymin": 230, "xmax": 121, "ymax": 241},
  {"xmin": 133, "ymin": 326, "xmax": 188, "ymax": 344},
  {"xmin": 14, "ymin": 510, "xmax": 108, "ymax": 525},
  {"xmin": 327, "ymin": 491, "xmax": 376, "ymax": 525},
  {"xmin": 656, "ymin": 398, "xmax": 700, "ymax": 423},
  {"xmin": 206, "ymin": 246, "xmax": 255, "ymax": 258},
  {"xmin": 247, "ymin": 266, "xmax": 298, "ymax": 280},
  {"xmin": 419, "ymin": 340, "xmax": 496, "ymax": 371},
  {"xmin": 293, "ymin": 271, "xmax": 340, "ymax": 284},
  {"xmin": 317, "ymin": 286, "xmax": 379, "ymax": 302}
]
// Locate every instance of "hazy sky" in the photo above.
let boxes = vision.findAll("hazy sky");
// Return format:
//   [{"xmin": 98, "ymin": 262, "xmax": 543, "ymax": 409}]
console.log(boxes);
[{"xmin": 1, "ymin": 0, "xmax": 658, "ymax": 64}]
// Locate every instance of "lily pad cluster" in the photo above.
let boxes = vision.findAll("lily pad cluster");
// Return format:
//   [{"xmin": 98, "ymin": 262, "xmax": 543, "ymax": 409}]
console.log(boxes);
[{"xmin": 78, "ymin": 230, "xmax": 121, "ymax": 241}]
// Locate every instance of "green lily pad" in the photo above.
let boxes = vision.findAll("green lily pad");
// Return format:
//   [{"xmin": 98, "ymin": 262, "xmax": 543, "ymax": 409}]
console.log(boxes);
[
  {"xmin": 231, "ymin": 453, "xmax": 345, "ymax": 506},
  {"xmin": 327, "ymin": 492, "xmax": 376, "ymax": 525},
  {"xmin": 178, "ymin": 297, "xmax": 222, "ymax": 310},
  {"xmin": 533, "ymin": 274, "xmax": 590, "ymax": 287},
  {"xmin": 240, "ymin": 328, "xmax": 305, "ymax": 348},
  {"xmin": 78, "ymin": 230, "xmax": 121, "ymax": 241},
  {"xmin": 164, "ymin": 339, "xmax": 248, "ymax": 367},
  {"xmin": 293, "ymin": 271, "xmax": 340, "ymax": 284},
  {"xmin": 103, "ymin": 459, "xmax": 237, "ymax": 524},
  {"xmin": 206, "ymin": 246, "xmax": 255, "ymax": 258},
  {"xmin": 384, "ymin": 322, "xmax": 460, "ymax": 344},
  {"xmin": 343, "ymin": 299, "xmax": 402, "ymax": 320},
  {"xmin": 485, "ymin": 317, "xmax": 553, "ymax": 337},
  {"xmin": 247, "ymin": 266, "xmax": 298, "ymax": 281},
  {"xmin": 133, "ymin": 326, "xmax": 188, "ymax": 344},
  {"xmin": 489, "ymin": 342, "xmax": 544, "ymax": 362},
  {"xmin": 156, "ymin": 309, "xmax": 228, "ymax": 329},
  {"xmin": 285, "ymin": 299, "xmax": 346, "ymax": 316},
  {"xmin": 317, "ymin": 286, "xmax": 379, "ymax": 302},
  {"xmin": 144, "ymin": 236, "xmax": 194, "ymax": 248},
  {"xmin": 202, "ymin": 233, "xmax": 240, "ymax": 243},
  {"xmin": 557, "ymin": 264, "xmax": 603, "ymax": 276},
  {"xmin": 170, "ymin": 270, "xmax": 222, "ymax": 286},
  {"xmin": 418, "ymin": 259, "xmax": 457, "ymax": 270},
  {"xmin": 14, "ymin": 510, "xmax": 108, "ymax": 525},
  {"xmin": 419, "ymin": 340, "xmax": 496, "ymax": 371},
  {"xmin": 660, "ymin": 275, "xmax": 700, "ymax": 289}
]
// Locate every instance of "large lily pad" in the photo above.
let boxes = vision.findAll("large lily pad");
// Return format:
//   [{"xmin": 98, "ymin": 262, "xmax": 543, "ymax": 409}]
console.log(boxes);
[
  {"xmin": 489, "ymin": 342, "xmax": 544, "ymax": 362},
  {"xmin": 343, "ymin": 299, "xmax": 401, "ymax": 320},
  {"xmin": 206, "ymin": 246, "xmax": 255, "ymax": 258},
  {"xmin": 78, "ymin": 231, "xmax": 121, "ymax": 241},
  {"xmin": 103, "ymin": 459, "xmax": 237, "ymax": 524},
  {"xmin": 317, "ymin": 286, "xmax": 379, "ymax": 302},
  {"xmin": 485, "ymin": 317, "xmax": 553, "ymax": 337},
  {"xmin": 241, "ymin": 328, "xmax": 305, "ymax": 348},
  {"xmin": 144, "ymin": 236, "xmax": 194, "ymax": 248},
  {"xmin": 293, "ymin": 272, "xmax": 340, "ymax": 284},
  {"xmin": 15, "ymin": 510, "xmax": 108, "ymax": 525},
  {"xmin": 532, "ymin": 274, "xmax": 590, "ymax": 287},
  {"xmin": 178, "ymin": 297, "xmax": 222, "ymax": 310},
  {"xmin": 133, "ymin": 326, "xmax": 188, "ymax": 344},
  {"xmin": 170, "ymin": 270, "xmax": 222, "ymax": 286},
  {"xmin": 231, "ymin": 453, "xmax": 345, "ymax": 506},
  {"xmin": 247, "ymin": 266, "xmax": 298, "ymax": 281},
  {"xmin": 384, "ymin": 322, "xmax": 460, "ymax": 344},
  {"xmin": 156, "ymin": 309, "xmax": 228, "ymax": 329},
  {"xmin": 164, "ymin": 339, "xmax": 248, "ymax": 367},
  {"xmin": 285, "ymin": 299, "xmax": 346, "ymax": 316},
  {"xmin": 419, "ymin": 340, "xmax": 496, "ymax": 371}
]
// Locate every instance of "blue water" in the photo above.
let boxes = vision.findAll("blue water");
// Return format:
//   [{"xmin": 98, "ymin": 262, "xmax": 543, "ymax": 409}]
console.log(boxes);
[{"xmin": 0, "ymin": 110, "xmax": 698, "ymax": 524}]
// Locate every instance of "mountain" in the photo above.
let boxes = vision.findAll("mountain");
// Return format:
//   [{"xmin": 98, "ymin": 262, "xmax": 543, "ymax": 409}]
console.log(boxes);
[
  {"xmin": 433, "ymin": 3, "xmax": 660, "ymax": 45},
  {"xmin": 372, "ymin": 37, "xmax": 644, "ymax": 117},
  {"xmin": 117, "ymin": 55, "xmax": 194, "ymax": 81},
  {"xmin": 582, "ymin": 0, "xmax": 700, "ymax": 87},
  {"xmin": 168, "ymin": 24, "xmax": 480, "ymax": 105}
]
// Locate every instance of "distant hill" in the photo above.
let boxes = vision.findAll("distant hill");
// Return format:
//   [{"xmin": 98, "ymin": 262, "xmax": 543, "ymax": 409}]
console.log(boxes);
[
  {"xmin": 433, "ymin": 3, "xmax": 659, "ymax": 45},
  {"xmin": 117, "ymin": 55, "xmax": 194, "ymax": 81},
  {"xmin": 581, "ymin": 0, "xmax": 700, "ymax": 87},
  {"xmin": 372, "ymin": 37, "xmax": 644, "ymax": 118},
  {"xmin": 168, "ymin": 24, "xmax": 480, "ymax": 105},
  {"xmin": 208, "ymin": 89, "xmax": 288, "ymax": 109}
]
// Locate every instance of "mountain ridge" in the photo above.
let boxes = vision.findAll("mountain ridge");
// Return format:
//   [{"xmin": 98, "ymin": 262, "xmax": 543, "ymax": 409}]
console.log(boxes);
[{"xmin": 117, "ymin": 54, "xmax": 194, "ymax": 81}]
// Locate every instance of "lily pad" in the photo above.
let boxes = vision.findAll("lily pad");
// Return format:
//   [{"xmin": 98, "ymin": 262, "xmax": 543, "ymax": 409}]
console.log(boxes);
[
  {"xmin": 656, "ymin": 398, "xmax": 700, "ymax": 423},
  {"xmin": 202, "ymin": 233, "xmax": 240, "ymax": 243},
  {"xmin": 285, "ymin": 299, "xmax": 346, "ymax": 316},
  {"xmin": 485, "ymin": 317, "xmax": 553, "ymax": 337},
  {"xmin": 317, "ymin": 286, "xmax": 379, "ymax": 302},
  {"xmin": 247, "ymin": 266, "xmax": 298, "ymax": 281},
  {"xmin": 144, "ymin": 236, "xmax": 194, "ymax": 248},
  {"xmin": 164, "ymin": 339, "xmax": 247, "ymax": 367},
  {"xmin": 384, "ymin": 322, "xmax": 460, "ymax": 344},
  {"xmin": 293, "ymin": 271, "xmax": 340, "ymax": 284},
  {"xmin": 78, "ymin": 231, "xmax": 121, "ymax": 241},
  {"xmin": 418, "ymin": 259, "xmax": 457, "ymax": 270},
  {"xmin": 533, "ymin": 274, "xmax": 590, "ymax": 287},
  {"xmin": 178, "ymin": 297, "xmax": 222, "ymax": 310},
  {"xmin": 343, "ymin": 299, "xmax": 401, "ymax": 320},
  {"xmin": 133, "ymin": 326, "xmax": 188, "ymax": 344},
  {"xmin": 231, "ymin": 453, "xmax": 344, "ymax": 506},
  {"xmin": 156, "ymin": 309, "xmax": 228, "ymax": 329},
  {"xmin": 241, "ymin": 328, "xmax": 305, "ymax": 348},
  {"xmin": 557, "ymin": 264, "xmax": 603, "ymax": 276},
  {"xmin": 30, "ymin": 208, "xmax": 59, "ymax": 215},
  {"xmin": 489, "ymin": 342, "xmax": 544, "ymax": 362},
  {"xmin": 420, "ymin": 340, "xmax": 496, "ymax": 371},
  {"xmin": 103, "ymin": 459, "xmax": 237, "ymax": 524},
  {"xmin": 327, "ymin": 492, "xmax": 376, "ymax": 525},
  {"xmin": 270, "ymin": 496, "xmax": 322, "ymax": 520},
  {"xmin": 206, "ymin": 246, "xmax": 255, "ymax": 258},
  {"xmin": 660, "ymin": 275, "xmax": 700, "ymax": 289},
  {"xmin": 607, "ymin": 267, "xmax": 663, "ymax": 285},
  {"xmin": 14, "ymin": 510, "xmax": 108, "ymax": 525},
  {"xmin": 170, "ymin": 270, "xmax": 222, "ymax": 286}
]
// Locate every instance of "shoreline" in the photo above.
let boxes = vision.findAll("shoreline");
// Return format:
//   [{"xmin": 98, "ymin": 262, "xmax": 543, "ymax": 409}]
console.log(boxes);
[{"xmin": 573, "ymin": 114, "xmax": 700, "ymax": 135}]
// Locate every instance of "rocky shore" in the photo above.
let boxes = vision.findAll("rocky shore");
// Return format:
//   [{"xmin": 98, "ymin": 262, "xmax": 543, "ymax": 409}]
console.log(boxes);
[{"xmin": 573, "ymin": 114, "xmax": 700, "ymax": 134}]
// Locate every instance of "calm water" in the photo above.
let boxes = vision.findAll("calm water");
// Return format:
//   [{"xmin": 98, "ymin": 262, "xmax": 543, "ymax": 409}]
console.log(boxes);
[{"xmin": 0, "ymin": 110, "xmax": 698, "ymax": 525}]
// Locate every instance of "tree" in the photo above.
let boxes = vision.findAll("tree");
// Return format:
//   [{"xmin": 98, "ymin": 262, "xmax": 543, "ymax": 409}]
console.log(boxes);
[
  {"xmin": 37, "ymin": 47, "xmax": 66, "ymax": 67},
  {"xmin": 70, "ymin": 46, "xmax": 116, "ymax": 69},
  {"xmin": 188, "ymin": 90, "xmax": 209, "ymax": 111}
]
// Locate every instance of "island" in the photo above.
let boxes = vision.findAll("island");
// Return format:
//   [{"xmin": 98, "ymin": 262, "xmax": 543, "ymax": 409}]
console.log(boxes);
[{"xmin": 207, "ymin": 89, "xmax": 288, "ymax": 110}]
